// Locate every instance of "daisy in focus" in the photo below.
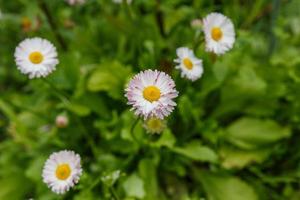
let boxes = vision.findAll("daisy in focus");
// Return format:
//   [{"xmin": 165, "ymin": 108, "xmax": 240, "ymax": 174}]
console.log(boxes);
[
  {"xmin": 42, "ymin": 150, "xmax": 82, "ymax": 194},
  {"xmin": 66, "ymin": 0, "xmax": 85, "ymax": 5},
  {"xmin": 143, "ymin": 117, "xmax": 166, "ymax": 134},
  {"xmin": 203, "ymin": 12, "xmax": 235, "ymax": 55},
  {"xmin": 125, "ymin": 69, "xmax": 178, "ymax": 119},
  {"xmin": 174, "ymin": 47, "xmax": 203, "ymax": 81},
  {"xmin": 14, "ymin": 37, "xmax": 59, "ymax": 79}
]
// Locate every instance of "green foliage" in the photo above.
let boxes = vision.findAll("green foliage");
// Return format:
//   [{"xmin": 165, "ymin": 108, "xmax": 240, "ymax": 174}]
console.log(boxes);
[{"xmin": 0, "ymin": 0, "xmax": 300, "ymax": 199}]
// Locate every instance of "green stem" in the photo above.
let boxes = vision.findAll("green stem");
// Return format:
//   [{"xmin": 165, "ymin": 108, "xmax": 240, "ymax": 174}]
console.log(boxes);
[
  {"xmin": 38, "ymin": 0, "xmax": 67, "ymax": 50},
  {"xmin": 122, "ymin": 0, "xmax": 133, "ymax": 21},
  {"xmin": 193, "ymin": 32, "xmax": 204, "ymax": 52},
  {"xmin": 110, "ymin": 187, "xmax": 120, "ymax": 200},
  {"xmin": 155, "ymin": 0, "xmax": 166, "ymax": 38},
  {"xmin": 75, "ymin": 117, "xmax": 98, "ymax": 158},
  {"xmin": 130, "ymin": 118, "xmax": 140, "ymax": 144},
  {"xmin": 88, "ymin": 175, "xmax": 102, "ymax": 191},
  {"xmin": 42, "ymin": 78, "xmax": 70, "ymax": 105}
]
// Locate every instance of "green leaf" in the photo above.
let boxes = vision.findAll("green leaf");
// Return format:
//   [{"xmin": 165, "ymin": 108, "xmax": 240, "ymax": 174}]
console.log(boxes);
[
  {"xmin": 172, "ymin": 141, "xmax": 218, "ymax": 163},
  {"xmin": 196, "ymin": 170, "xmax": 258, "ymax": 200},
  {"xmin": 25, "ymin": 157, "xmax": 45, "ymax": 182},
  {"xmin": 0, "ymin": 172, "xmax": 31, "ymax": 200},
  {"xmin": 101, "ymin": 170, "xmax": 123, "ymax": 187},
  {"xmin": 219, "ymin": 146, "xmax": 271, "ymax": 169},
  {"xmin": 226, "ymin": 117, "xmax": 291, "ymax": 150},
  {"xmin": 150, "ymin": 129, "xmax": 176, "ymax": 148},
  {"xmin": 66, "ymin": 102, "xmax": 91, "ymax": 116},
  {"xmin": 178, "ymin": 95, "xmax": 194, "ymax": 124},
  {"xmin": 138, "ymin": 159, "xmax": 159, "ymax": 200},
  {"xmin": 87, "ymin": 61, "xmax": 132, "ymax": 100},
  {"xmin": 123, "ymin": 173, "xmax": 145, "ymax": 199}
]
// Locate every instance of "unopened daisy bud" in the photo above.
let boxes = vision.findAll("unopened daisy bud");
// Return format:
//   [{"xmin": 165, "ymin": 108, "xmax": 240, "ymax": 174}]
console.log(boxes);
[
  {"xmin": 203, "ymin": 12, "xmax": 235, "ymax": 55},
  {"xmin": 144, "ymin": 117, "xmax": 166, "ymax": 134},
  {"xmin": 125, "ymin": 69, "xmax": 178, "ymax": 119},
  {"xmin": 14, "ymin": 37, "xmax": 59, "ymax": 79},
  {"xmin": 174, "ymin": 47, "xmax": 203, "ymax": 81},
  {"xmin": 42, "ymin": 150, "xmax": 82, "ymax": 194},
  {"xmin": 55, "ymin": 115, "xmax": 69, "ymax": 128},
  {"xmin": 66, "ymin": 0, "xmax": 85, "ymax": 5},
  {"xmin": 21, "ymin": 17, "xmax": 32, "ymax": 32},
  {"xmin": 191, "ymin": 19, "xmax": 202, "ymax": 29}
]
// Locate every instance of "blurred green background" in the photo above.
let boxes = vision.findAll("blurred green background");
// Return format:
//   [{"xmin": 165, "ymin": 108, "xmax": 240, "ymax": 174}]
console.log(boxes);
[{"xmin": 1, "ymin": 0, "xmax": 300, "ymax": 199}]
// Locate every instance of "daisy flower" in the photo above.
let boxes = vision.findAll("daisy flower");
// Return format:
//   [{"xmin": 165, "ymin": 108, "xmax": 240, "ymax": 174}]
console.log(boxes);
[
  {"xmin": 42, "ymin": 150, "xmax": 82, "ymax": 194},
  {"xmin": 203, "ymin": 12, "xmax": 235, "ymax": 55},
  {"xmin": 125, "ymin": 69, "xmax": 178, "ymax": 119},
  {"xmin": 66, "ymin": 0, "xmax": 85, "ymax": 5},
  {"xmin": 143, "ymin": 117, "xmax": 166, "ymax": 134},
  {"xmin": 14, "ymin": 37, "xmax": 59, "ymax": 79},
  {"xmin": 174, "ymin": 47, "xmax": 203, "ymax": 81}
]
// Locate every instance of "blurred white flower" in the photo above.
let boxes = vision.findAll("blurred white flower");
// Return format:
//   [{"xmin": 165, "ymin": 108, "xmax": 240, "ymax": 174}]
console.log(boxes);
[
  {"xmin": 113, "ymin": 0, "xmax": 132, "ymax": 4},
  {"xmin": 42, "ymin": 150, "xmax": 82, "ymax": 194},
  {"xmin": 125, "ymin": 69, "xmax": 178, "ymax": 119},
  {"xmin": 174, "ymin": 47, "xmax": 203, "ymax": 81},
  {"xmin": 14, "ymin": 37, "xmax": 59, "ymax": 79},
  {"xmin": 143, "ymin": 117, "xmax": 166, "ymax": 134},
  {"xmin": 56, "ymin": 115, "xmax": 69, "ymax": 128},
  {"xmin": 66, "ymin": 0, "xmax": 85, "ymax": 5},
  {"xmin": 203, "ymin": 12, "xmax": 235, "ymax": 55}
]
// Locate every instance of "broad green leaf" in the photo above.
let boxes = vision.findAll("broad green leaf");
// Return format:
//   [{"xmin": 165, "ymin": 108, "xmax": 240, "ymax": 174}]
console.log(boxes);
[
  {"xmin": 123, "ymin": 173, "xmax": 145, "ymax": 199},
  {"xmin": 219, "ymin": 146, "xmax": 271, "ymax": 169},
  {"xmin": 172, "ymin": 141, "xmax": 218, "ymax": 163},
  {"xmin": 178, "ymin": 95, "xmax": 194, "ymax": 124},
  {"xmin": 138, "ymin": 159, "xmax": 159, "ymax": 200},
  {"xmin": 226, "ymin": 117, "xmax": 291, "ymax": 149},
  {"xmin": 66, "ymin": 102, "xmax": 91, "ymax": 116},
  {"xmin": 25, "ymin": 157, "xmax": 45, "ymax": 182},
  {"xmin": 150, "ymin": 129, "xmax": 176, "ymax": 148},
  {"xmin": 0, "ymin": 172, "xmax": 31, "ymax": 200},
  {"xmin": 87, "ymin": 61, "xmax": 132, "ymax": 100},
  {"xmin": 196, "ymin": 170, "xmax": 258, "ymax": 200}
]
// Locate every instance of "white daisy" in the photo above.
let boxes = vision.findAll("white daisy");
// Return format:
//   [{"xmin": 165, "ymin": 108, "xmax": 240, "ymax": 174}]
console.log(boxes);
[
  {"xmin": 14, "ymin": 37, "xmax": 59, "ymax": 79},
  {"xmin": 143, "ymin": 117, "xmax": 166, "ymax": 134},
  {"xmin": 174, "ymin": 47, "xmax": 203, "ymax": 81},
  {"xmin": 125, "ymin": 69, "xmax": 178, "ymax": 119},
  {"xmin": 66, "ymin": 0, "xmax": 85, "ymax": 5},
  {"xmin": 42, "ymin": 150, "xmax": 82, "ymax": 194},
  {"xmin": 113, "ymin": 0, "xmax": 132, "ymax": 4},
  {"xmin": 203, "ymin": 12, "xmax": 235, "ymax": 55}
]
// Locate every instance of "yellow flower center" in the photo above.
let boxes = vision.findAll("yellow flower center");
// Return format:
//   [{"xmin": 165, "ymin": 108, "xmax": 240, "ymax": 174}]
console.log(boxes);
[
  {"xmin": 183, "ymin": 58, "xmax": 193, "ymax": 70},
  {"xmin": 143, "ymin": 86, "xmax": 161, "ymax": 102},
  {"xmin": 29, "ymin": 51, "xmax": 44, "ymax": 64},
  {"xmin": 211, "ymin": 27, "xmax": 223, "ymax": 41},
  {"xmin": 55, "ymin": 164, "xmax": 71, "ymax": 180}
]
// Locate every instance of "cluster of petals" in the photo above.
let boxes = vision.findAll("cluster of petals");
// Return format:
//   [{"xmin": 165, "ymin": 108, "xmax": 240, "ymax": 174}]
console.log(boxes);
[
  {"xmin": 125, "ymin": 69, "xmax": 178, "ymax": 119},
  {"xmin": 42, "ymin": 150, "xmax": 82, "ymax": 194}
]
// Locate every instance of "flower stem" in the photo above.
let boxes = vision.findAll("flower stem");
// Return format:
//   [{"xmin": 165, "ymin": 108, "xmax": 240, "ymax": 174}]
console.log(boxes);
[
  {"xmin": 42, "ymin": 78, "xmax": 70, "ymax": 105},
  {"xmin": 110, "ymin": 187, "xmax": 120, "ymax": 200},
  {"xmin": 155, "ymin": 0, "xmax": 166, "ymax": 38},
  {"xmin": 130, "ymin": 118, "xmax": 140, "ymax": 144},
  {"xmin": 38, "ymin": 0, "xmax": 67, "ymax": 50}
]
